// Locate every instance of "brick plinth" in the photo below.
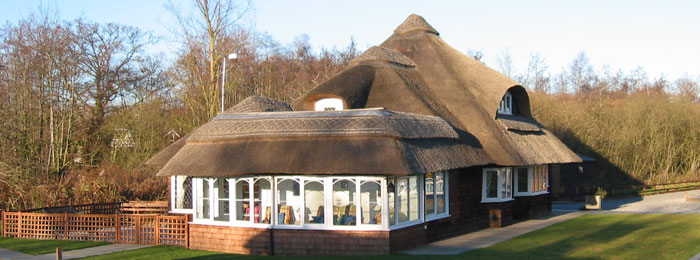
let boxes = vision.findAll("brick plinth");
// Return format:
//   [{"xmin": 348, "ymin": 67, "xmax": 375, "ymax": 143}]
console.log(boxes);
[{"xmin": 188, "ymin": 224, "xmax": 390, "ymax": 256}]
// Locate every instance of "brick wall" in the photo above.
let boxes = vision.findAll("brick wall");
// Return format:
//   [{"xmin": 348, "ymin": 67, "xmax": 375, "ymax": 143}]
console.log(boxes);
[
  {"xmin": 389, "ymin": 224, "xmax": 426, "ymax": 252},
  {"xmin": 512, "ymin": 193, "xmax": 551, "ymax": 219},
  {"xmin": 188, "ymin": 224, "xmax": 390, "ymax": 256},
  {"xmin": 189, "ymin": 225, "xmax": 271, "ymax": 255}
]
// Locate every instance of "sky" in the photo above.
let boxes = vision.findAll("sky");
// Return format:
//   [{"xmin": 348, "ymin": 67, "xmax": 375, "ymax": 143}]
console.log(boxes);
[{"xmin": 2, "ymin": 0, "xmax": 700, "ymax": 80}]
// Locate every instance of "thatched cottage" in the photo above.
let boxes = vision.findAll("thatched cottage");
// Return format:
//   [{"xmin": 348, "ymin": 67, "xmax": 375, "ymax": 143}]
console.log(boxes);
[{"xmin": 147, "ymin": 14, "xmax": 581, "ymax": 256}]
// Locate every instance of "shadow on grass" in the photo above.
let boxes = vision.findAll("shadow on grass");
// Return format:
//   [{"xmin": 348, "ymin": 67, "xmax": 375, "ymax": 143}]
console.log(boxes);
[{"xmin": 458, "ymin": 215, "xmax": 644, "ymax": 260}]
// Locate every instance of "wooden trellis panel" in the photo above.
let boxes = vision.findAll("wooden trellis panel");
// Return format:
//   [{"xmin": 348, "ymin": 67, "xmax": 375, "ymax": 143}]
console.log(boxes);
[{"xmin": 1, "ymin": 211, "xmax": 188, "ymax": 247}]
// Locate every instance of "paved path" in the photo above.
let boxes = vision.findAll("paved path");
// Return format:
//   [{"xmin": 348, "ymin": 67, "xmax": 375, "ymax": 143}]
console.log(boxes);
[
  {"xmin": 404, "ymin": 190, "xmax": 700, "ymax": 255},
  {"xmin": 0, "ymin": 244, "xmax": 153, "ymax": 260},
  {"xmin": 554, "ymin": 189, "xmax": 700, "ymax": 213},
  {"xmin": 402, "ymin": 211, "xmax": 585, "ymax": 255}
]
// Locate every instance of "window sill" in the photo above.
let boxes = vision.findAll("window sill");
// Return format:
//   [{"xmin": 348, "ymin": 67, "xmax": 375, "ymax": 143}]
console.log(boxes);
[
  {"xmin": 481, "ymin": 198, "xmax": 514, "ymax": 203},
  {"xmin": 190, "ymin": 219, "xmax": 388, "ymax": 231},
  {"xmin": 514, "ymin": 191, "xmax": 549, "ymax": 197},
  {"xmin": 425, "ymin": 214, "xmax": 450, "ymax": 222},
  {"xmin": 389, "ymin": 219, "xmax": 424, "ymax": 230},
  {"xmin": 169, "ymin": 209, "xmax": 194, "ymax": 214}
]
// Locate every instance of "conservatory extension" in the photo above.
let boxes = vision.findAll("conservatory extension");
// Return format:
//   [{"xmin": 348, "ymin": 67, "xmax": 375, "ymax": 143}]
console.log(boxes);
[{"xmin": 174, "ymin": 172, "xmax": 448, "ymax": 230}]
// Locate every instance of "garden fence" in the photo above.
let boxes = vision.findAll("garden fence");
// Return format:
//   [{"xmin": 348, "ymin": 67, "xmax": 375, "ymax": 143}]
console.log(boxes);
[{"xmin": 0, "ymin": 211, "xmax": 188, "ymax": 247}]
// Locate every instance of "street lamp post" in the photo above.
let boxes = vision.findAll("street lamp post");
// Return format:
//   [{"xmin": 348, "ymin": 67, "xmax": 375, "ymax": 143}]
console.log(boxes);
[{"xmin": 221, "ymin": 53, "xmax": 238, "ymax": 112}]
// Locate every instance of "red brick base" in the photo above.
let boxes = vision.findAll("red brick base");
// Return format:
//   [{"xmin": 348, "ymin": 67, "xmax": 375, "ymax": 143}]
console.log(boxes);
[{"xmin": 188, "ymin": 224, "xmax": 390, "ymax": 256}]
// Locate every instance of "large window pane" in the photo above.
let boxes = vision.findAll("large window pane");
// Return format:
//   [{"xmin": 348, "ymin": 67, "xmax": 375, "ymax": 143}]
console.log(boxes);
[
  {"xmin": 214, "ymin": 178, "xmax": 229, "ymax": 221},
  {"xmin": 425, "ymin": 174, "xmax": 435, "ymax": 216},
  {"xmin": 235, "ymin": 179, "xmax": 249, "ymax": 221},
  {"xmin": 277, "ymin": 178, "xmax": 301, "ymax": 225},
  {"xmin": 333, "ymin": 179, "xmax": 356, "ymax": 226},
  {"xmin": 397, "ymin": 178, "xmax": 408, "ymax": 223},
  {"xmin": 361, "ymin": 181, "xmax": 381, "ymax": 225},
  {"xmin": 174, "ymin": 176, "xmax": 192, "ymax": 210},
  {"xmin": 501, "ymin": 169, "xmax": 512, "ymax": 199},
  {"xmin": 196, "ymin": 179, "xmax": 210, "ymax": 219},
  {"xmin": 486, "ymin": 171, "xmax": 498, "ymax": 198},
  {"xmin": 436, "ymin": 172, "xmax": 445, "ymax": 214},
  {"xmin": 532, "ymin": 166, "xmax": 547, "ymax": 193},
  {"xmin": 409, "ymin": 176, "xmax": 419, "ymax": 221},
  {"xmin": 255, "ymin": 178, "xmax": 272, "ymax": 223},
  {"xmin": 517, "ymin": 168, "xmax": 529, "ymax": 193},
  {"xmin": 388, "ymin": 178, "xmax": 396, "ymax": 226},
  {"xmin": 304, "ymin": 181, "xmax": 325, "ymax": 224}
]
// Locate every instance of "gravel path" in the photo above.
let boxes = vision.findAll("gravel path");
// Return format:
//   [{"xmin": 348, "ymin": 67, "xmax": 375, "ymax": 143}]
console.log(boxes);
[{"xmin": 554, "ymin": 189, "xmax": 700, "ymax": 213}]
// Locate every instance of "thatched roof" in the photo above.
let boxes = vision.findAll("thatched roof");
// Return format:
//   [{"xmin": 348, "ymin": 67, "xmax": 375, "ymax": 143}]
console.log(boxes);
[
  {"xmin": 292, "ymin": 14, "xmax": 581, "ymax": 166},
  {"xmin": 145, "ymin": 133, "xmax": 189, "ymax": 167},
  {"xmin": 155, "ymin": 108, "xmax": 484, "ymax": 177},
  {"xmin": 225, "ymin": 95, "xmax": 293, "ymax": 113},
  {"xmin": 145, "ymin": 96, "xmax": 291, "ymax": 167}
]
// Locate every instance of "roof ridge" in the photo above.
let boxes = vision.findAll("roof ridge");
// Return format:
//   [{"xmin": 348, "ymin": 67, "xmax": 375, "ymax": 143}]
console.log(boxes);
[
  {"xmin": 350, "ymin": 46, "xmax": 416, "ymax": 67},
  {"xmin": 393, "ymin": 14, "xmax": 439, "ymax": 36}
]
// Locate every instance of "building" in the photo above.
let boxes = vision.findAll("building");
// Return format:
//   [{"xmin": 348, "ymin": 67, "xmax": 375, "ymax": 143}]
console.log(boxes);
[{"xmin": 146, "ymin": 14, "xmax": 581, "ymax": 256}]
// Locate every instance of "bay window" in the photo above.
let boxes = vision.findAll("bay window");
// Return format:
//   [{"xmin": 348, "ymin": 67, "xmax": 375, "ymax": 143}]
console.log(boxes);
[
  {"xmin": 171, "ymin": 176, "xmax": 192, "ymax": 212},
  {"xmin": 189, "ymin": 173, "xmax": 447, "ymax": 230},
  {"xmin": 425, "ymin": 171, "xmax": 448, "ymax": 220},
  {"xmin": 214, "ymin": 178, "xmax": 229, "ymax": 221},
  {"xmin": 195, "ymin": 178, "xmax": 211, "ymax": 219},
  {"xmin": 514, "ymin": 165, "xmax": 549, "ymax": 196},
  {"xmin": 304, "ymin": 180, "xmax": 325, "ymax": 225},
  {"xmin": 360, "ymin": 181, "xmax": 382, "ymax": 225},
  {"xmin": 333, "ymin": 178, "xmax": 357, "ymax": 226},
  {"xmin": 277, "ymin": 178, "xmax": 302, "ymax": 225},
  {"xmin": 482, "ymin": 168, "xmax": 513, "ymax": 202}
]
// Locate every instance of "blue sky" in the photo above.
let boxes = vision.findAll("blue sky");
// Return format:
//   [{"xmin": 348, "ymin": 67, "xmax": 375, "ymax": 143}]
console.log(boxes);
[{"xmin": 3, "ymin": 0, "xmax": 700, "ymax": 80}]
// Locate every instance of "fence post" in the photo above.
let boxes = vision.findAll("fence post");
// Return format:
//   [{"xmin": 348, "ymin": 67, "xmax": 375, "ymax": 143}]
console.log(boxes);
[
  {"xmin": 115, "ymin": 214, "xmax": 120, "ymax": 243},
  {"xmin": 136, "ymin": 215, "xmax": 141, "ymax": 244},
  {"xmin": 17, "ymin": 211, "xmax": 22, "ymax": 238},
  {"xmin": 185, "ymin": 214, "xmax": 190, "ymax": 248},
  {"xmin": 154, "ymin": 216, "xmax": 160, "ymax": 245},
  {"xmin": 63, "ymin": 212, "xmax": 68, "ymax": 240}
]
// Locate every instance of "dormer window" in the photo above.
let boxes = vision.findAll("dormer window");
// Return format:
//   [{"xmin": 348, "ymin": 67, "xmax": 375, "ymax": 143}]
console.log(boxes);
[
  {"xmin": 498, "ymin": 92, "xmax": 513, "ymax": 115},
  {"xmin": 314, "ymin": 98, "xmax": 344, "ymax": 111}
]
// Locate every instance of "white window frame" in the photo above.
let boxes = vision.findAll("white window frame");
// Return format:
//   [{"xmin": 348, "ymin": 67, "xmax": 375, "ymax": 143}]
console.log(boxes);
[
  {"xmin": 314, "ymin": 98, "xmax": 344, "ymax": 111},
  {"xmin": 424, "ymin": 171, "xmax": 450, "ymax": 221},
  {"xmin": 498, "ymin": 92, "xmax": 513, "ymax": 115},
  {"xmin": 387, "ymin": 175, "xmax": 424, "ymax": 230},
  {"xmin": 188, "ymin": 173, "xmax": 448, "ymax": 231},
  {"xmin": 170, "ymin": 176, "xmax": 193, "ymax": 214},
  {"xmin": 481, "ymin": 168, "xmax": 514, "ymax": 203},
  {"xmin": 514, "ymin": 165, "xmax": 550, "ymax": 196}
]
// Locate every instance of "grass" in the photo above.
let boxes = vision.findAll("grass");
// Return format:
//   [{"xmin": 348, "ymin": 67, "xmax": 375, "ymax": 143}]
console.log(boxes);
[
  {"xmin": 0, "ymin": 236, "xmax": 108, "ymax": 255},
  {"xmin": 76, "ymin": 214, "xmax": 700, "ymax": 260},
  {"xmin": 0, "ymin": 214, "xmax": 696, "ymax": 259}
]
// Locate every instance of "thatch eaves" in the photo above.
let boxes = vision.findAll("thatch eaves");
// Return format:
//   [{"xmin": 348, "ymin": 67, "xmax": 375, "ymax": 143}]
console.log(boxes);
[{"xmin": 156, "ymin": 109, "xmax": 482, "ymax": 177}]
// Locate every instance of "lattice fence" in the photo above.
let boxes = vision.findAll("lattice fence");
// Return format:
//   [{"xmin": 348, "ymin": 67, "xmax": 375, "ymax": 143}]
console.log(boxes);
[{"xmin": 1, "ymin": 211, "xmax": 188, "ymax": 246}]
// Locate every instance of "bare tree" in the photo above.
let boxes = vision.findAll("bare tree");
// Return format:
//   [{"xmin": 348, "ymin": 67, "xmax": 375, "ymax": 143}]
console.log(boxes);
[
  {"xmin": 466, "ymin": 48, "xmax": 485, "ymax": 64},
  {"xmin": 675, "ymin": 75, "xmax": 700, "ymax": 102},
  {"xmin": 75, "ymin": 20, "xmax": 157, "ymax": 164},
  {"xmin": 568, "ymin": 52, "xmax": 596, "ymax": 93},
  {"xmin": 496, "ymin": 48, "xmax": 515, "ymax": 78},
  {"xmin": 521, "ymin": 52, "xmax": 550, "ymax": 93},
  {"xmin": 165, "ymin": 0, "xmax": 252, "ymax": 125}
]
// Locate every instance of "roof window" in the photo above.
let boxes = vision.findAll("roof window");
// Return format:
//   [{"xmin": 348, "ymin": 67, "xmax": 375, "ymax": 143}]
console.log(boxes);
[
  {"xmin": 498, "ymin": 92, "xmax": 513, "ymax": 115},
  {"xmin": 314, "ymin": 98, "xmax": 344, "ymax": 111}
]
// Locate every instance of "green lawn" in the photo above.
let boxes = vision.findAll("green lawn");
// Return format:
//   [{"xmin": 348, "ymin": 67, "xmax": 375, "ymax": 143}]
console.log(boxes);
[
  {"xmin": 9, "ymin": 214, "xmax": 700, "ymax": 259},
  {"xmin": 0, "ymin": 236, "xmax": 108, "ymax": 255}
]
